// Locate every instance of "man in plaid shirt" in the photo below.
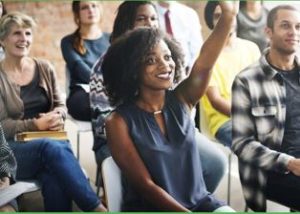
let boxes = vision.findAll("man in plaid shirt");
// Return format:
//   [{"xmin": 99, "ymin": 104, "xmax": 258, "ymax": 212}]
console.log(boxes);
[{"xmin": 232, "ymin": 5, "xmax": 300, "ymax": 211}]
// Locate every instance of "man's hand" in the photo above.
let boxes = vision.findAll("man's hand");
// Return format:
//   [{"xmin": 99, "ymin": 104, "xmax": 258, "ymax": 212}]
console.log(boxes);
[
  {"xmin": 0, "ymin": 177, "xmax": 10, "ymax": 189},
  {"xmin": 287, "ymin": 158, "xmax": 300, "ymax": 176}
]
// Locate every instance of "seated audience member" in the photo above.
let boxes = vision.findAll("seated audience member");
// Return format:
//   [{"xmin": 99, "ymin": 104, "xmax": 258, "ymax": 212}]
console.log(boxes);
[
  {"xmin": 90, "ymin": 1, "xmax": 159, "ymax": 166},
  {"xmin": 0, "ymin": 12, "xmax": 106, "ymax": 212},
  {"xmin": 156, "ymin": 1, "xmax": 203, "ymax": 76},
  {"xmin": 0, "ymin": 124, "xmax": 17, "ymax": 212},
  {"xmin": 103, "ymin": 1, "xmax": 239, "ymax": 211},
  {"xmin": 237, "ymin": 1, "xmax": 269, "ymax": 52},
  {"xmin": 200, "ymin": 1, "xmax": 260, "ymax": 147},
  {"xmin": 61, "ymin": 1, "xmax": 110, "ymax": 121},
  {"xmin": 232, "ymin": 5, "xmax": 300, "ymax": 211},
  {"xmin": 0, "ymin": 0, "xmax": 7, "ymax": 60},
  {"xmin": 90, "ymin": 1, "xmax": 227, "ymax": 193}
]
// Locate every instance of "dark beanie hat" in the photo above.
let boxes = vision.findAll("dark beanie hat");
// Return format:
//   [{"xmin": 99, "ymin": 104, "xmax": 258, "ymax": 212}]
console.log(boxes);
[{"xmin": 204, "ymin": 1, "xmax": 220, "ymax": 30}]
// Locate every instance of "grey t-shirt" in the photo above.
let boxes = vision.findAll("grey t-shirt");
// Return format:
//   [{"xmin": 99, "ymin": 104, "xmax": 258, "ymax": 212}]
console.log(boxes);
[
  {"xmin": 277, "ymin": 66, "xmax": 300, "ymax": 157},
  {"xmin": 237, "ymin": 7, "xmax": 269, "ymax": 53}
]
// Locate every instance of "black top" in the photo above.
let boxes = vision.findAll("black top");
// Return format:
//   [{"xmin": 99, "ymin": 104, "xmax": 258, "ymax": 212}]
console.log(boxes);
[
  {"xmin": 21, "ymin": 68, "xmax": 50, "ymax": 119},
  {"xmin": 277, "ymin": 66, "xmax": 300, "ymax": 157}
]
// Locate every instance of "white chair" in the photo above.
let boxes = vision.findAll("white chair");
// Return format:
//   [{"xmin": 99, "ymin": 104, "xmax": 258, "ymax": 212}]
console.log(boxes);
[
  {"xmin": 199, "ymin": 103, "xmax": 232, "ymax": 205},
  {"xmin": 101, "ymin": 157, "xmax": 122, "ymax": 212},
  {"xmin": 0, "ymin": 180, "xmax": 40, "ymax": 207},
  {"xmin": 67, "ymin": 116, "xmax": 92, "ymax": 160},
  {"xmin": 65, "ymin": 66, "xmax": 92, "ymax": 160}
]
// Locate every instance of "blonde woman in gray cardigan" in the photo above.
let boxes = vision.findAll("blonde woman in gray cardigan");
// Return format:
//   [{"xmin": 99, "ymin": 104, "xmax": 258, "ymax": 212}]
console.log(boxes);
[{"xmin": 0, "ymin": 12, "xmax": 106, "ymax": 211}]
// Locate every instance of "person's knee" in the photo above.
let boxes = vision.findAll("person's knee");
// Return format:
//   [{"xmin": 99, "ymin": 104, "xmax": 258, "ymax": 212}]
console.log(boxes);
[
  {"xmin": 41, "ymin": 139, "xmax": 72, "ymax": 159},
  {"xmin": 0, "ymin": 204, "xmax": 16, "ymax": 212},
  {"xmin": 196, "ymin": 137, "xmax": 227, "ymax": 175},
  {"xmin": 95, "ymin": 145, "xmax": 111, "ymax": 166},
  {"xmin": 213, "ymin": 149, "xmax": 227, "ymax": 174},
  {"xmin": 195, "ymin": 131, "xmax": 228, "ymax": 192}
]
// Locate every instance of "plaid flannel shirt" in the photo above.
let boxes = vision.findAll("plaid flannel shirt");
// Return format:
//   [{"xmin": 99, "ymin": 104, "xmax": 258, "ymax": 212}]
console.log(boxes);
[{"xmin": 232, "ymin": 51, "xmax": 297, "ymax": 211}]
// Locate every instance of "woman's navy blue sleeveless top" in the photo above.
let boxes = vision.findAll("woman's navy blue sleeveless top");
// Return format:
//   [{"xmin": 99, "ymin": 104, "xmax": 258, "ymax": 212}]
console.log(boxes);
[{"xmin": 116, "ymin": 91, "xmax": 224, "ymax": 211}]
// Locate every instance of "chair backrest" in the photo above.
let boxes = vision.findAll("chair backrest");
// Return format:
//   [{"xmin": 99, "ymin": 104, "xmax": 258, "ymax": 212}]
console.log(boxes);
[{"xmin": 101, "ymin": 157, "xmax": 122, "ymax": 212}]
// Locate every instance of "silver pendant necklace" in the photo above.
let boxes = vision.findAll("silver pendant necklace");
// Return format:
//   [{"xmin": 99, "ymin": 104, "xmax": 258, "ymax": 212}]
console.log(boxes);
[{"xmin": 153, "ymin": 110, "xmax": 162, "ymax": 115}]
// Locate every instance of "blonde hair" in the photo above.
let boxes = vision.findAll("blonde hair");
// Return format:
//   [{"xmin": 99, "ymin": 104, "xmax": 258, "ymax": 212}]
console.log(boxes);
[{"xmin": 0, "ymin": 11, "xmax": 36, "ymax": 41}]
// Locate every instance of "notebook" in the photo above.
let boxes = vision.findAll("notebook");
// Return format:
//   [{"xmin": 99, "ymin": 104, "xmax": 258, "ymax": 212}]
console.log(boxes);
[{"xmin": 15, "ymin": 131, "xmax": 68, "ymax": 142}]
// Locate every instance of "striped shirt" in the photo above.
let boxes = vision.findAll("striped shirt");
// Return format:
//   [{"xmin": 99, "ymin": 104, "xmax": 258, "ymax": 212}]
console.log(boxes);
[
  {"xmin": 0, "ymin": 124, "xmax": 17, "ymax": 179},
  {"xmin": 89, "ymin": 56, "xmax": 114, "ymax": 152},
  {"xmin": 231, "ymin": 51, "xmax": 297, "ymax": 211}
]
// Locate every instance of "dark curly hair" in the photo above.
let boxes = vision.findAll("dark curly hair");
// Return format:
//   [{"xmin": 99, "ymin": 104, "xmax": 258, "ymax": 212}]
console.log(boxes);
[
  {"xmin": 103, "ymin": 27, "xmax": 184, "ymax": 106},
  {"xmin": 204, "ymin": 1, "xmax": 220, "ymax": 30},
  {"xmin": 110, "ymin": 1, "xmax": 157, "ymax": 42}
]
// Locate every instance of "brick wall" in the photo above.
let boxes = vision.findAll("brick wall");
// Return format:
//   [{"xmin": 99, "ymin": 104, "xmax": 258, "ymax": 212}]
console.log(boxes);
[
  {"xmin": 4, "ymin": 1, "xmax": 120, "ymax": 89},
  {"xmin": 4, "ymin": 1, "xmax": 208, "ymax": 90}
]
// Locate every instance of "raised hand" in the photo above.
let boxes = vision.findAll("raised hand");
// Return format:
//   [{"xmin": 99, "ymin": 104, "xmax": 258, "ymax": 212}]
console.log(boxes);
[{"xmin": 219, "ymin": 0, "xmax": 240, "ymax": 16}]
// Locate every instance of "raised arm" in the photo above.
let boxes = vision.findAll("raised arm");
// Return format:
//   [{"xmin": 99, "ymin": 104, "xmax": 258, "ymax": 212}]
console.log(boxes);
[
  {"xmin": 105, "ymin": 113, "xmax": 190, "ymax": 212},
  {"xmin": 176, "ymin": 1, "xmax": 239, "ymax": 110}
]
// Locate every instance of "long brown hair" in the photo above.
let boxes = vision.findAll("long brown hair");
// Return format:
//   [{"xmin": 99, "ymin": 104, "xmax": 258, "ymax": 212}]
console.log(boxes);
[
  {"xmin": 71, "ymin": 1, "xmax": 102, "ymax": 55},
  {"xmin": 72, "ymin": 1, "xmax": 85, "ymax": 55}
]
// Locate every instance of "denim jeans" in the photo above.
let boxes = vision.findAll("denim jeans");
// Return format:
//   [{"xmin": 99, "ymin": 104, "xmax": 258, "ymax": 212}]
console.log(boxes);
[
  {"xmin": 195, "ymin": 130, "xmax": 227, "ymax": 193},
  {"xmin": 215, "ymin": 120, "xmax": 232, "ymax": 148},
  {"xmin": 95, "ymin": 129, "xmax": 227, "ymax": 194},
  {"xmin": 9, "ymin": 139, "xmax": 100, "ymax": 211}
]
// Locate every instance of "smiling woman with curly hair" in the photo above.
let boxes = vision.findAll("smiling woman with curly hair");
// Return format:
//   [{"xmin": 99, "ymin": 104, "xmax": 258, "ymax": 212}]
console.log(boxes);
[
  {"xmin": 102, "ymin": 1, "xmax": 239, "ymax": 211},
  {"xmin": 103, "ymin": 28, "xmax": 184, "ymax": 106}
]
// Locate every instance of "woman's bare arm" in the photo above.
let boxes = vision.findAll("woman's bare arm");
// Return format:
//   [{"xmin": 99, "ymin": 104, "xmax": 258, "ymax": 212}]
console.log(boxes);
[{"xmin": 105, "ymin": 112, "xmax": 190, "ymax": 211}]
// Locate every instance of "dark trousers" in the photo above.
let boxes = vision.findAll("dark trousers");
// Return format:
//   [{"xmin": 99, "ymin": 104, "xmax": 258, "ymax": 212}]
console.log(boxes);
[
  {"xmin": 67, "ymin": 87, "xmax": 91, "ymax": 121},
  {"xmin": 266, "ymin": 170, "xmax": 300, "ymax": 210}
]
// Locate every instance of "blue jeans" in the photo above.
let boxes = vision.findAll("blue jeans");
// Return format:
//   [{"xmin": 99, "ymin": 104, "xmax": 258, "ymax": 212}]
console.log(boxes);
[
  {"xmin": 9, "ymin": 139, "xmax": 100, "ymax": 211},
  {"xmin": 95, "ymin": 129, "xmax": 227, "ymax": 193},
  {"xmin": 215, "ymin": 120, "xmax": 232, "ymax": 148},
  {"xmin": 194, "ymin": 130, "xmax": 227, "ymax": 193}
]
